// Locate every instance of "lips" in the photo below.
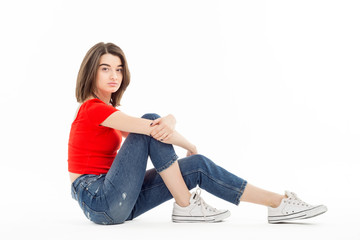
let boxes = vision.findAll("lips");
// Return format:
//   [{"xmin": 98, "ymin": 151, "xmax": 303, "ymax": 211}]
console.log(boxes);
[{"xmin": 108, "ymin": 82, "xmax": 118, "ymax": 87}]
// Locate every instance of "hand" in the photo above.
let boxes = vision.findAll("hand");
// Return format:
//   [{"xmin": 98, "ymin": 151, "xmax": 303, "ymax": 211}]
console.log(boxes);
[
  {"xmin": 150, "ymin": 114, "xmax": 176, "ymax": 142},
  {"xmin": 186, "ymin": 145, "xmax": 198, "ymax": 157}
]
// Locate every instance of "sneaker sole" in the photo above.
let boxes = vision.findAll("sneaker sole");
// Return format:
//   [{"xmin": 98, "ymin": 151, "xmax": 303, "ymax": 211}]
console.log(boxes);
[
  {"xmin": 268, "ymin": 205, "xmax": 327, "ymax": 224},
  {"xmin": 172, "ymin": 210, "xmax": 231, "ymax": 223}
]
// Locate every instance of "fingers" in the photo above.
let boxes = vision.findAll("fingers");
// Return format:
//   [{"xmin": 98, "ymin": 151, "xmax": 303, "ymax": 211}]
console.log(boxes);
[
  {"xmin": 150, "ymin": 125, "xmax": 173, "ymax": 141},
  {"xmin": 159, "ymin": 132, "xmax": 168, "ymax": 142},
  {"xmin": 150, "ymin": 118, "xmax": 163, "ymax": 139},
  {"xmin": 152, "ymin": 129, "xmax": 168, "ymax": 141},
  {"xmin": 150, "ymin": 125, "xmax": 164, "ymax": 139},
  {"xmin": 162, "ymin": 132, "xmax": 172, "ymax": 141},
  {"xmin": 150, "ymin": 117, "xmax": 174, "ymax": 142},
  {"xmin": 150, "ymin": 118, "xmax": 161, "ymax": 126}
]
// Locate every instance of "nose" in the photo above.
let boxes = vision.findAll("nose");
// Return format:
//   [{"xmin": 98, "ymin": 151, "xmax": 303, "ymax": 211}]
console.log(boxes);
[{"xmin": 110, "ymin": 69, "xmax": 118, "ymax": 80}]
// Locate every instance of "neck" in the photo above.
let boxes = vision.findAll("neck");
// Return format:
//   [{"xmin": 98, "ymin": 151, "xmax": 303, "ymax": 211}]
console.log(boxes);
[{"xmin": 93, "ymin": 91, "xmax": 111, "ymax": 105}]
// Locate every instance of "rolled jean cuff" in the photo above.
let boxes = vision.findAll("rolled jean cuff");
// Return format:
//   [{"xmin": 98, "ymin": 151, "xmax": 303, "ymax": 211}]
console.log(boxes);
[
  {"xmin": 156, "ymin": 154, "xmax": 179, "ymax": 173},
  {"xmin": 235, "ymin": 180, "xmax": 248, "ymax": 206}
]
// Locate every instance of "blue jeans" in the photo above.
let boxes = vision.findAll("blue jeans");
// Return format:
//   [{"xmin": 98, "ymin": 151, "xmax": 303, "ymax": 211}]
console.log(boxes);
[{"xmin": 71, "ymin": 113, "xmax": 248, "ymax": 225}]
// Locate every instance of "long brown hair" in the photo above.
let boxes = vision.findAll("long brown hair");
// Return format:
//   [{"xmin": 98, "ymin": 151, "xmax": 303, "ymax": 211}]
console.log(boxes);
[{"xmin": 76, "ymin": 42, "xmax": 130, "ymax": 107}]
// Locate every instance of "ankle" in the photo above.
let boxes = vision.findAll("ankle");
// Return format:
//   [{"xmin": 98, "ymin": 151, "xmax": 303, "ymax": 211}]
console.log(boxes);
[
  {"xmin": 176, "ymin": 201, "xmax": 190, "ymax": 208},
  {"xmin": 175, "ymin": 192, "xmax": 192, "ymax": 207},
  {"xmin": 270, "ymin": 194, "xmax": 286, "ymax": 208}
]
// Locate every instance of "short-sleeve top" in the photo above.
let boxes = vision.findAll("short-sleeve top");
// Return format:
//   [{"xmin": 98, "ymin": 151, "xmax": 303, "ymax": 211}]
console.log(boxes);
[{"xmin": 68, "ymin": 99, "xmax": 122, "ymax": 175}]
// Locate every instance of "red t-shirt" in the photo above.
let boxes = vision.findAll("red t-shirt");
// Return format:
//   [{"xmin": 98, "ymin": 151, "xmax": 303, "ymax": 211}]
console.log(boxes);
[{"xmin": 68, "ymin": 99, "xmax": 122, "ymax": 175}]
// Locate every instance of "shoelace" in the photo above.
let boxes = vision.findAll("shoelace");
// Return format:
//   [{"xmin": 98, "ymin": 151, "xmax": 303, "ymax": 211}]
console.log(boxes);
[
  {"xmin": 193, "ymin": 188, "xmax": 217, "ymax": 219},
  {"xmin": 285, "ymin": 191, "xmax": 310, "ymax": 207}
]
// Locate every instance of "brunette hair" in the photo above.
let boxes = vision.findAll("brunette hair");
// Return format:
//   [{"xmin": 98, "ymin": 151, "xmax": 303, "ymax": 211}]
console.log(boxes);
[{"xmin": 76, "ymin": 42, "xmax": 130, "ymax": 107}]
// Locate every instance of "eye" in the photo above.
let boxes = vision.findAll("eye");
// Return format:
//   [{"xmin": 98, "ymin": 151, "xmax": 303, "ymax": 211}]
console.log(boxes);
[
  {"xmin": 117, "ymin": 68, "xmax": 123, "ymax": 73},
  {"xmin": 101, "ymin": 67, "xmax": 109, "ymax": 71}
]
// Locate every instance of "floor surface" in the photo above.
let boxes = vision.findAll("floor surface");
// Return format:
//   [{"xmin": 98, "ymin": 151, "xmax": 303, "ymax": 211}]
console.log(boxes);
[{"xmin": 2, "ymin": 180, "xmax": 359, "ymax": 240}]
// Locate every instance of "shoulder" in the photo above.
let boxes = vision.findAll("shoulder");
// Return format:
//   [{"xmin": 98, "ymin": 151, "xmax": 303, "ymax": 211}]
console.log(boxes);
[
  {"xmin": 81, "ymin": 99, "xmax": 118, "ymax": 125},
  {"xmin": 81, "ymin": 98, "xmax": 112, "ymax": 111},
  {"xmin": 82, "ymin": 98, "xmax": 104, "ymax": 106}
]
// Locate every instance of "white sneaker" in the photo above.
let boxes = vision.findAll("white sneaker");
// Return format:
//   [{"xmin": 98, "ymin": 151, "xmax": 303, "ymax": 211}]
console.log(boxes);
[
  {"xmin": 172, "ymin": 188, "xmax": 231, "ymax": 223},
  {"xmin": 268, "ymin": 191, "xmax": 327, "ymax": 223}
]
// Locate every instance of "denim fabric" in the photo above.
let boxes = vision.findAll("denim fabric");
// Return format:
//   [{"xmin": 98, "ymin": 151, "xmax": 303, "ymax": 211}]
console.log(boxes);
[{"xmin": 71, "ymin": 113, "xmax": 247, "ymax": 225}]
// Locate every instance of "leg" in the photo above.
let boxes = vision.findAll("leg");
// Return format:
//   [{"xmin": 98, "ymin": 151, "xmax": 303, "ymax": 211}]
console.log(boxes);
[
  {"xmin": 70, "ymin": 131, "xmax": 154, "ymax": 225},
  {"xmin": 103, "ymin": 113, "xmax": 190, "ymax": 223},
  {"xmin": 141, "ymin": 113, "xmax": 192, "ymax": 207},
  {"xmin": 240, "ymin": 183, "xmax": 285, "ymax": 208},
  {"xmin": 126, "ymin": 154, "xmax": 248, "ymax": 220},
  {"xmin": 124, "ymin": 153, "xmax": 325, "ymax": 223},
  {"xmin": 158, "ymin": 161, "xmax": 191, "ymax": 207},
  {"xmin": 102, "ymin": 133, "xmax": 152, "ymax": 223}
]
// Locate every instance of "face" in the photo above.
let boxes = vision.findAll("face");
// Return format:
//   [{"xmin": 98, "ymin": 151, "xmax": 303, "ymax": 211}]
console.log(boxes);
[{"xmin": 94, "ymin": 53, "xmax": 123, "ymax": 97}]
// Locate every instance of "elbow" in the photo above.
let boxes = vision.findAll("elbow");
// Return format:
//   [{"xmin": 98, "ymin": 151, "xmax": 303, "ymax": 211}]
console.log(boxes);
[{"xmin": 121, "ymin": 131, "xmax": 129, "ymax": 138}]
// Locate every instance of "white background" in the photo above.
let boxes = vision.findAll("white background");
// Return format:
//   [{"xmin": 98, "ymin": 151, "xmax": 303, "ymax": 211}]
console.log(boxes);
[{"xmin": 0, "ymin": 0, "xmax": 359, "ymax": 239}]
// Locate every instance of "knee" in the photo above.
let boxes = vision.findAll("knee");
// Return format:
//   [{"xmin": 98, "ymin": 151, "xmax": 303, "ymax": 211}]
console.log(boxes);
[
  {"xmin": 141, "ymin": 113, "xmax": 161, "ymax": 120},
  {"xmin": 189, "ymin": 154, "xmax": 213, "ymax": 170}
]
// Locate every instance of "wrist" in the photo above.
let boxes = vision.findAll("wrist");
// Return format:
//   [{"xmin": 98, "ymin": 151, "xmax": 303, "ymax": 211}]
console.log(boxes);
[{"xmin": 188, "ymin": 144, "xmax": 197, "ymax": 153}]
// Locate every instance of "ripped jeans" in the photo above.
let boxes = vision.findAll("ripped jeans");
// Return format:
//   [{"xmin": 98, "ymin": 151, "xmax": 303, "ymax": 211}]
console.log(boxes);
[{"xmin": 71, "ymin": 113, "xmax": 248, "ymax": 225}]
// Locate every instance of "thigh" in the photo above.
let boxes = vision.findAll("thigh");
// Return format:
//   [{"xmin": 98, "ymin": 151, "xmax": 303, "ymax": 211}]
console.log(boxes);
[
  {"xmin": 126, "ymin": 168, "xmax": 172, "ymax": 220},
  {"xmin": 105, "ymin": 133, "xmax": 149, "ymax": 187},
  {"xmin": 103, "ymin": 133, "xmax": 150, "ymax": 223}
]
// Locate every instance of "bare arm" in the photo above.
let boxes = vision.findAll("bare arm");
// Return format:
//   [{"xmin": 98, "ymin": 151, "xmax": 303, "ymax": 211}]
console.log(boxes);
[
  {"xmin": 162, "ymin": 130, "xmax": 197, "ymax": 155},
  {"xmin": 101, "ymin": 111, "xmax": 154, "ymax": 136},
  {"xmin": 147, "ymin": 115, "xmax": 197, "ymax": 154},
  {"xmin": 101, "ymin": 111, "xmax": 197, "ymax": 154}
]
